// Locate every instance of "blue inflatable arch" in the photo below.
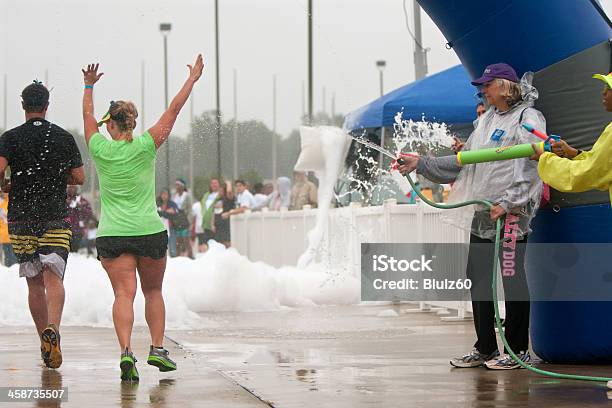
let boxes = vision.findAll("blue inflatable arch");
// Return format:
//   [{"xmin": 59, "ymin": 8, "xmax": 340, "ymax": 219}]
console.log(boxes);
[{"xmin": 417, "ymin": 0, "xmax": 612, "ymax": 363}]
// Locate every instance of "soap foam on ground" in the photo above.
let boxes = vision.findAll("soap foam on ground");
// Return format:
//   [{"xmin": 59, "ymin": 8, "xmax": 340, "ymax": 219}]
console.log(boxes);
[{"xmin": 0, "ymin": 247, "xmax": 359, "ymax": 329}]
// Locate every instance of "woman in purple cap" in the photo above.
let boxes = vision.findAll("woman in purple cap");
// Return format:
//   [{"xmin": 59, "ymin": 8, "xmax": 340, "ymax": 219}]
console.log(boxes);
[{"xmin": 398, "ymin": 63, "xmax": 546, "ymax": 370}]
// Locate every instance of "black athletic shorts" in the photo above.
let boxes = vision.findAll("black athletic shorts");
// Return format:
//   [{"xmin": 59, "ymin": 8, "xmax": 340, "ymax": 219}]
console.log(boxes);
[{"xmin": 96, "ymin": 231, "xmax": 168, "ymax": 260}]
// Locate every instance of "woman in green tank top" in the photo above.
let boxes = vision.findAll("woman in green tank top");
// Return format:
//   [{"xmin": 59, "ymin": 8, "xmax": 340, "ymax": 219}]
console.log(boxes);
[{"xmin": 81, "ymin": 56, "xmax": 204, "ymax": 382}]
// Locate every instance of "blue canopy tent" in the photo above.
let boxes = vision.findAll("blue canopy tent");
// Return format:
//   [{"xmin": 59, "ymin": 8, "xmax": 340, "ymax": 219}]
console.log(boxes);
[{"xmin": 344, "ymin": 64, "xmax": 478, "ymax": 131}]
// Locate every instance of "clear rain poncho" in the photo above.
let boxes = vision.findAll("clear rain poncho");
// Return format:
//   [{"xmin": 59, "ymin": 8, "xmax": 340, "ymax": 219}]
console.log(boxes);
[{"xmin": 443, "ymin": 73, "xmax": 546, "ymax": 240}]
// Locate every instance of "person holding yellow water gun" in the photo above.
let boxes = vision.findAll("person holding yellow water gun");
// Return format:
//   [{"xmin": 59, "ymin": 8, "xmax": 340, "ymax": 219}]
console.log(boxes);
[{"xmin": 531, "ymin": 73, "xmax": 612, "ymax": 201}]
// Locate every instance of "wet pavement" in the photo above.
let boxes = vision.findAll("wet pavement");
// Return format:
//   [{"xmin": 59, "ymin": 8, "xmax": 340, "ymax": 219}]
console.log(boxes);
[
  {"xmin": 170, "ymin": 304, "xmax": 612, "ymax": 408},
  {"xmin": 0, "ymin": 326, "xmax": 268, "ymax": 407},
  {"xmin": 2, "ymin": 304, "xmax": 612, "ymax": 407}
]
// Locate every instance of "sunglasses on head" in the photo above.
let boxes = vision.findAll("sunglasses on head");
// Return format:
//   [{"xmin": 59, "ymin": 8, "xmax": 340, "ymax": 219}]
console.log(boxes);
[{"xmin": 100, "ymin": 101, "xmax": 126, "ymax": 123}]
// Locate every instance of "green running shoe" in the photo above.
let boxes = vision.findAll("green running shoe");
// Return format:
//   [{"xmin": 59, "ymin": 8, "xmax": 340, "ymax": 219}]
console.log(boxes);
[
  {"xmin": 120, "ymin": 349, "xmax": 139, "ymax": 382},
  {"xmin": 147, "ymin": 346, "xmax": 177, "ymax": 372}
]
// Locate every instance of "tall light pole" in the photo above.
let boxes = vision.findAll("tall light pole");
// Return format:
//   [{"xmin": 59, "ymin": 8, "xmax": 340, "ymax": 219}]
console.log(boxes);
[
  {"xmin": 376, "ymin": 60, "xmax": 386, "ymax": 169},
  {"xmin": 331, "ymin": 92, "xmax": 336, "ymax": 118},
  {"xmin": 307, "ymin": 0, "xmax": 313, "ymax": 125},
  {"xmin": 140, "ymin": 61, "xmax": 145, "ymax": 135},
  {"xmin": 3, "ymin": 74, "xmax": 7, "ymax": 130},
  {"xmin": 160, "ymin": 23, "xmax": 172, "ymax": 190},
  {"xmin": 44, "ymin": 70, "xmax": 50, "ymax": 120},
  {"xmin": 301, "ymin": 80, "xmax": 306, "ymax": 121},
  {"xmin": 413, "ymin": 0, "xmax": 428, "ymax": 80},
  {"xmin": 376, "ymin": 60, "xmax": 386, "ymax": 97},
  {"xmin": 215, "ymin": 0, "xmax": 222, "ymax": 178},
  {"xmin": 322, "ymin": 86, "xmax": 326, "ymax": 115},
  {"xmin": 272, "ymin": 74, "xmax": 277, "ymax": 181},
  {"xmin": 233, "ymin": 69, "xmax": 238, "ymax": 181},
  {"xmin": 189, "ymin": 92, "xmax": 194, "ymax": 190}
]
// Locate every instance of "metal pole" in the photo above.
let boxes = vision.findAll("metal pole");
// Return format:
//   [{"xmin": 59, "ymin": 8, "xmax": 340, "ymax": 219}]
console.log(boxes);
[
  {"xmin": 322, "ymin": 86, "xmax": 326, "ymax": 115},
  {"xmin": 89, "ymin": 155, "xmax": 98, "ymax": 215},
  {"xmin": 307, "ymin": 0, "xmax": 313, "ymax": 125},
  {"xmin": 3, "ymin": 74, "xmax": 7, "ymax": 130},
  {"xmin": 378, "ymin": 65, "xmax": 385, "ymax": 170},
  {"xmin": 301, "ymin": 80, "xmax": 305, "ymax": 121},
  {"xmin": 215, "ymin": 0, "xmax": 222, "ymax": 178},
  {"xmin": 44, "ymin": 70, "xmax": 51, "ymax": 120},
  {"xmin": 163, "ymin": 34, "xmax": 170, "ymax": 190},
  {"xmin": 413, "ymin": 0, "xmax": 428, "ymax": 80},
  {"xmin": 272, "ymin": 74, "xmax": 277, "ymax": 181},
  {"xmin": 331, "ymin": 92, "xmax": 335, "ymax": 118},
  {"xmin": 189, "ymin": 92, "xmax": 194, "ymax": 190},
  {"xmin": 140, "ymin": 61, "xmax": 145, "ymax": 134},
  {"xmin": 89, "ymin": 157, "xmax": 96, "ymax": 195},
  {"xmin": 380, "ymin": 130, "xmax": 386, "ymax": 169},
  {"xmin": 233, "ymin": 68, "xmax": 238, "ymax": 181}
]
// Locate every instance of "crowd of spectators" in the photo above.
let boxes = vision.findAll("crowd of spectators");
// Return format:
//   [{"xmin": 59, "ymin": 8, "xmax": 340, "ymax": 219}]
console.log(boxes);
[{"xmin": 154, "ymin": 172, "xmax": 319, "ymax": 257}]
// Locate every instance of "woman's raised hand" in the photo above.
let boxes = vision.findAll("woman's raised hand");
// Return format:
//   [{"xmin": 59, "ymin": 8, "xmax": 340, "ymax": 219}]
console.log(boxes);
[
  {"xmin": 82, "ymin": 63, "xmax": 104, "ymax": 86},
  {"xmin": 188, "ymin": 54, "xmax": 204, "ymax": 83}
]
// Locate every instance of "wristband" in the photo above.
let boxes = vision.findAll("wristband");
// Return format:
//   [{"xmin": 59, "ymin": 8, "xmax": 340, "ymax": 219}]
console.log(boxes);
[{"xmin": 84, "ymin": 85, "xmax": 93, "ymax": 89}]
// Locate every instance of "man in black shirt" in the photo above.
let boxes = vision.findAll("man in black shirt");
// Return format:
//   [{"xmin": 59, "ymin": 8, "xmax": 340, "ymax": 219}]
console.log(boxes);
[{"xmin": 0, "ymin": 81, "xmax": 85, "ymax": 369}]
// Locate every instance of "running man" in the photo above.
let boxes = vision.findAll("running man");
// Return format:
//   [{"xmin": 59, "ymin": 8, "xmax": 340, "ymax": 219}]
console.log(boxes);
[
  {"xmin": 81, "ymin": 55, "xmax": 204, "ymax": 381},
  {"xmin": 0, "ymin": 80, "xmax": 85, "ymax": 369}
]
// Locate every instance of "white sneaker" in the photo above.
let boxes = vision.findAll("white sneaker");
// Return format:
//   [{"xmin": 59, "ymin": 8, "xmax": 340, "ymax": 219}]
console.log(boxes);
[
  {"xmin": 450, "ymin": 348, "xmax": 500, "ymax": 368},
  {"xmin": 485, "ymin": 351, "xmax": 531, "ymax": 370}
]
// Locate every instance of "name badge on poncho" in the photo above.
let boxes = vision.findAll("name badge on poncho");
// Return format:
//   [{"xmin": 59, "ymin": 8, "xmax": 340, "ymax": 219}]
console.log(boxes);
[{"xmin": 491, "ymin": 129, "xmax": 506, "ymax": 141}]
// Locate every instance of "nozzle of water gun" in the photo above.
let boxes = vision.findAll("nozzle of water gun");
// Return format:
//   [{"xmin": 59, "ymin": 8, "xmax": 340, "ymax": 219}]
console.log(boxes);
[
  {"xmin": 391, "ymin": 153, "xmax": 418, "ymax": 170},
  {"xmin": 521, "ymin": 124, "xmax": 549, "ymax": 141},
  {"xmin": 543, "ymin": 135, "xmax": 561, "ymax": 151}
]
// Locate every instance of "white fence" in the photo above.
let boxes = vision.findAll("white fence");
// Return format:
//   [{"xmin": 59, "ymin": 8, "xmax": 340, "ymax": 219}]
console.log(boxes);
[{"xmin": 231, "ymin": 199, "xmax": 481, "ymax": 318}]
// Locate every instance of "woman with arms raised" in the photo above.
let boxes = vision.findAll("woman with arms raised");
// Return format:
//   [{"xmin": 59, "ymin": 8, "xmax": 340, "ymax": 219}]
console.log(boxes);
[{"xmin": 81, "ymin": 55, "xmax": 204, "ymax": 381}]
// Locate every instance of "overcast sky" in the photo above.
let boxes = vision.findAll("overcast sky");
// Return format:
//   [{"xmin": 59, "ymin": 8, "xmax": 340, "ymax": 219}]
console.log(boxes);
[{"xmin": 1, "ymin": 0, "xmax": 611, "ymax": 138}]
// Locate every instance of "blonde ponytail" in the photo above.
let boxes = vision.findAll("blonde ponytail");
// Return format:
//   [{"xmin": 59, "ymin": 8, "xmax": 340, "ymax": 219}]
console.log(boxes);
[{"xmin": 109, "ymin": 101, "xmax": 138, "ymax": 141}]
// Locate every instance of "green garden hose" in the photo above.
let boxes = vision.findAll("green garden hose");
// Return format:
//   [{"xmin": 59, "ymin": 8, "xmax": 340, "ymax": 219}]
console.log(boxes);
[{"xmin": 402, "ymin": 173, "xmax": 612, "ymax": 386}]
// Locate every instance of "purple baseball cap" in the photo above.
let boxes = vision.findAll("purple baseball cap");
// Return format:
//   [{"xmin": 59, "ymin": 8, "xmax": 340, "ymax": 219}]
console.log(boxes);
[{"xmin": 471, "ymin": 63, "xmax": 519, "ymax": 86}]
